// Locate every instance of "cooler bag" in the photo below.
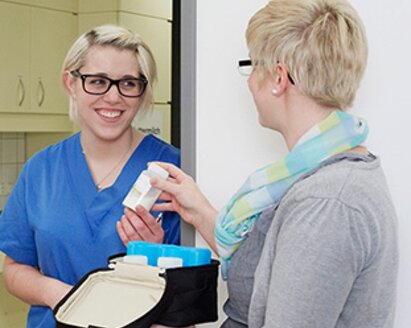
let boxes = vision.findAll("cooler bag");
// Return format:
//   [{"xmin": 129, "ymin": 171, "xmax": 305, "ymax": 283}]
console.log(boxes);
[{"xmin": 53, "ymin": 246, "xmax": 219, "ymax": 328}]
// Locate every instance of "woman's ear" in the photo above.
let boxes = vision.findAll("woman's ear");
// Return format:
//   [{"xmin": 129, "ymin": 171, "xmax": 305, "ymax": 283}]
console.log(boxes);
[
  {"xmin": 271, "ymin": 63, "xmax": 292, "ymax": 96},
  {"xmin": 62, "ymin": 71, "xmax": 76, "ymax": 96}
]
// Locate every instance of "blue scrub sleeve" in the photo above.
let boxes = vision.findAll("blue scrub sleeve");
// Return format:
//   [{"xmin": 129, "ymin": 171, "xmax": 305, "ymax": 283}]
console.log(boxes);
[
  {"xmin": 0, "ymin": 164, "xmax": 38, "ymax": 267},
  {"xmin": 162, "ymin": 211, "xmax": 181, "ymax": 245}
]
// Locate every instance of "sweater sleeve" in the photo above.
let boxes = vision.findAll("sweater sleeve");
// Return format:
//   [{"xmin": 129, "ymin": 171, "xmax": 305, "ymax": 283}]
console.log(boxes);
[{"xmin": 256, "ymin": 197, "xmax": 371, "ymax": 328}]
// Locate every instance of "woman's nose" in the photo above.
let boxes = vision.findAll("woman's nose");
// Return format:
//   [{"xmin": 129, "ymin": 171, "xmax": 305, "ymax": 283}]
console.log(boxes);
[{"xmin": 103, "ymin": 84, "xmax": 122, "ymax": 102}]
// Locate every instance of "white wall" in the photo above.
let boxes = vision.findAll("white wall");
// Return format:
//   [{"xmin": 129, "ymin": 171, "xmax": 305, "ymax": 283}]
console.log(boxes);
[{"xmin": 195, "ymin": 0, "xmax": 411, "ymax": 327}]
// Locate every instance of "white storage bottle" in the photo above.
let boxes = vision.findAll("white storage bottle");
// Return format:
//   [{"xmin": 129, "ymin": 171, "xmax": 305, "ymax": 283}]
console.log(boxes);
[{"xmin": 122, "ymin": 163, "xmax": 169, "ymax": 211}]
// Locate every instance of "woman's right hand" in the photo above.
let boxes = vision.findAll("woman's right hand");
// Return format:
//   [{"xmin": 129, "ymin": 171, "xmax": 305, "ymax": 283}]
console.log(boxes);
[
  {"xmin": 150, "ymin": 163, "xmax": 219, "ymax": 254},
  {"xmin": 150, "ymin": 163, "xmax": 216, "ymax": 228}
]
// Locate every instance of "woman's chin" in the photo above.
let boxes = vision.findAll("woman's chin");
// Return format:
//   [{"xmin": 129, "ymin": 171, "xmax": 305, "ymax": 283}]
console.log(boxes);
[{"xmin": 258, "ymin": 117, "xmax": 271, "ymax": 129}]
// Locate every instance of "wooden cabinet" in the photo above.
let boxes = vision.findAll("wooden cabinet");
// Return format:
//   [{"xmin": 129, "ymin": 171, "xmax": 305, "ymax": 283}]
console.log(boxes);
[
  {"xmin": 34, "ymin": 0, "xmax": 77, "ymax": 12},
  {"xmin": 119, "ymin": 0, "xmax": 172, "ymax": 21},
  {"xmin": 0, "ymin": 0, "xmax": 77, "ymax": 12},
  {"xmin": 0, "ymin": 0, "xmax": 76, "ymax": 131},
  {"xmin": 0, "ymin": 0, "xmax": 172, "ymax": 135},
  {"xmin": 119, "ymin": 0, "xmax": 171, "ymax": 104},
  {"xmin": 120, "ymin": 13, "xmax": 171, "ymax": 104},
  {"xmin": 78, "ymin": 12, "xmax": 117, "ymax": 35},
  {"xmin": 30, "ymin": 8, "xmax": 77, "ymax": 114},
  {"xmin": 0, "ymin": 2, "xmax": 31, "ymax": 113}
]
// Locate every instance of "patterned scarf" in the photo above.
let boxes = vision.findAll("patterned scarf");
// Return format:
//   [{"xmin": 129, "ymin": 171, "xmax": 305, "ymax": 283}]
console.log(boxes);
[{"xmin": 215, "ymin": 111, "xmax": 368, "ymax": 280}]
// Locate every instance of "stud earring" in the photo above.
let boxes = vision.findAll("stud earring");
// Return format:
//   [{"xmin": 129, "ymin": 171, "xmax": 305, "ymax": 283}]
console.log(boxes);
[{"xmin": 271, "ymin": 88, "xmax": 278, "ymax": 95}]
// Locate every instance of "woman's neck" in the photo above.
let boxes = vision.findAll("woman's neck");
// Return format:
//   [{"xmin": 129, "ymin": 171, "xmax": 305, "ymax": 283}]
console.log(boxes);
[
  {"xmin": 80, "ymin": 128, "xmax": 139, "ymax": 161},
  {"xmin": 280, "ymin": 99, "xmax": 335, "ymax": 151},
  {"xmin": 80, "ymin": 128, "xmax": 146, "ymax": 191}
]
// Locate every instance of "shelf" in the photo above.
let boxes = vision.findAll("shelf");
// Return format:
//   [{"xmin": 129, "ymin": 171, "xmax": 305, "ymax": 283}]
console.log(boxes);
[{"xmin": 0, "ymin": 113, "xmax": 73, "ymax": 133}]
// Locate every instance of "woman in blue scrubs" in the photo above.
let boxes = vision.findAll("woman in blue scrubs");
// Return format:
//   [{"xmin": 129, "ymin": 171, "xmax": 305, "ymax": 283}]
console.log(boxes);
[{"xmin": 0, "ymin": 25, "xmax": 180, "ymax": 328}]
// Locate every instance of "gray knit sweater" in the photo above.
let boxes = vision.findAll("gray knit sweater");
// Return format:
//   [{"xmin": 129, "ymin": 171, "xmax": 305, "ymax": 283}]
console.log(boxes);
[{"xmin": 223, "ymin": 153, "xmax": 398, "ymax": 328}]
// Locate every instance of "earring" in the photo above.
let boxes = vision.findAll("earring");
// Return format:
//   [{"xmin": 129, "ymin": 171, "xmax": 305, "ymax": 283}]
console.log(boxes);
[{"xmin": 271, "ymin": 88, "xmax": 278, "ymax": 95}]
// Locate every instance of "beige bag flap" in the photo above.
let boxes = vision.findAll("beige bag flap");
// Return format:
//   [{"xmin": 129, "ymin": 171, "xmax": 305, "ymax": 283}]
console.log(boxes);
[{"xmin": 55, "ymin": 262, "xmax": 165, "ymax": 328}]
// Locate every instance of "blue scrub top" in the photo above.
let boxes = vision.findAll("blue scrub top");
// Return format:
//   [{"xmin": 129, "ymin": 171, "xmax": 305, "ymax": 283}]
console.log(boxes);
[{"xmin": 0, "ymin": 133, "xmax": 181, "ymax": 328}]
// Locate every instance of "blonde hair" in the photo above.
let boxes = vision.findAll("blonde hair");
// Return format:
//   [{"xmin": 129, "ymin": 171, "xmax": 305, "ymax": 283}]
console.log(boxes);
[
  {"xmin": 246, "ymin": 0, "xmax": 368, "ymax": 109},
  {"xmin": 62, "ymin": 24, "xmax": 157, "ymax": 121}
]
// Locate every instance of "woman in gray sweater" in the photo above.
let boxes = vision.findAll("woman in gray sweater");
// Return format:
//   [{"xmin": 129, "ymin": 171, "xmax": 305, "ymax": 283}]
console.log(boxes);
[{"xmin": 149, "ymin": 0, "xmax": 399, "ymax": 327}]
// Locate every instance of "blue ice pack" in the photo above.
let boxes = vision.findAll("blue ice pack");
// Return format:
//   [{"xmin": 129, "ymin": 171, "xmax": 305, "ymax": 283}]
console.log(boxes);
[{"xmin": 126, "ymin": 241, "xmax": 212, "ymax": 267}]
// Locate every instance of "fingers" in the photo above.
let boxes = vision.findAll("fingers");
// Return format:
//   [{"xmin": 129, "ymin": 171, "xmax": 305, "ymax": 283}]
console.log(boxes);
[
  {"xmin": 117, "ymin": 214, "xmax": 144, "ymax": 245},
  {"xmin": 116, "ymin": 221, "xmax": 131, "ymax": 246},
  {"xmin": 156, "ymin": 191, "xmax": 173, "ymax": 202},
  {"xmin": 150, "ymin": 162, "xmax": 188, "ymax": 183},
  {"xmin": 120, "ymin": 213, "xmax": 145, "ymax": 239},
  {"xmin": 150, "ymin": 162, "xmax": 196, "ymax": 206},
  {"xmin": 151, "ymin": 202, "xmax": 175, "ymax": 212},
  {"xmin": 151, "ymin": 175, "xmax": 184, "ymax": 197},
  {"xmin": 117, "ymin": 206, "xmax": 164, "ymax": 244},
  {"xmin": 127, "ymin": 207, "xmax": 160, "ymax": 234}
]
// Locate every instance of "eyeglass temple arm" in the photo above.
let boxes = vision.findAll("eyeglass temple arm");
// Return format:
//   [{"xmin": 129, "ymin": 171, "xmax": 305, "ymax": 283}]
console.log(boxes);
[{"xmin": 238, "ymin": 59, "xmax": 295, "ymax": 85}]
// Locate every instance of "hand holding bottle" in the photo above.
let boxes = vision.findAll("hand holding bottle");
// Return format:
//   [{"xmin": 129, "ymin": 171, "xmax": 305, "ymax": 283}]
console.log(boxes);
[
  {"xmin": 150, "ymin": 163, "xmax": 219, "ymax": 254},
  {"xmin": 116, "ymin": 206, "xmax": 164, "ymax": 246}
]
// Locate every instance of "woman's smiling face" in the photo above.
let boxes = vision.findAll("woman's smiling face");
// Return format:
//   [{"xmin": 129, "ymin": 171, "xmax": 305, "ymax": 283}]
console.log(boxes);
[{"xmin": 68, "ymin": 45, "xmax": 143, "ymax": 142}]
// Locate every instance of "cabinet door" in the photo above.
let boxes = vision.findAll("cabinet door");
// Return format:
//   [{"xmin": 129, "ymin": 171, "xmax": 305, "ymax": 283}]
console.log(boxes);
[
  {"xmin": 34, "ymin": 0, "xmax": 77, "ymax": 12},
  {"xmin": 78, "ymin": 12, "xmax": 118, "ymax": 35},
  {"xmin": 119, "ymin": 0, "xmax": 172, "ymax": 20},
  {"xmin": 0, "ymin": 0, "xmax": 31, "ymax": 6},
  {"xmin": 120, "ymin": 13, "xmax": 171, "ymax": 104},
  {"xmin": 78, "ymin": 0, "xmax": 117, "ymax": 13},
  {"xmin": 4, "ymin": 0, "xmax": 77, "ymax": 12},
  {"xmin": 0, "ymin": 2, "xmax": 30, "ymax": 112},
  {"xmin": 30, "ymin": 8, "xmax": 77, "ymax": 114}
]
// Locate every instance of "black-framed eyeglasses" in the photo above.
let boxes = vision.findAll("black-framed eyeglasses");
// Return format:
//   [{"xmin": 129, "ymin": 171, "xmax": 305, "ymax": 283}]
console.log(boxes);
[
  {"xmin": 70, "ymin": 70, "xmax": 148, "ymax": 98},
  {"xmin": 238, "ymin": 59, "xmax": 295, "ymax": 85}
]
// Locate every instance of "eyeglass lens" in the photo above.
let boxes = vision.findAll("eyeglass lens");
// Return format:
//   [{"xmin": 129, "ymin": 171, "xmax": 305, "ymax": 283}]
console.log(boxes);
[{"xmin": 238, "ymin": 59, "xmax": 253, "ymax": 76}]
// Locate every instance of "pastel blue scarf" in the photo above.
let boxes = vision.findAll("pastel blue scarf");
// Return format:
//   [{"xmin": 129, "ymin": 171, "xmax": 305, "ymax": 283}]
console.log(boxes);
[{"xmin": 215, "ymin": 111, "xmax": 368, "ymax": 279}]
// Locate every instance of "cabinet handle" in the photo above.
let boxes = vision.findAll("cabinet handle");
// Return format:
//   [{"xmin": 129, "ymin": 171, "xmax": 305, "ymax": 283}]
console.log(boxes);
[
  {"xmin": 38, "ymin": 78, "xmax": 45, "ymax": 107},
  {"xmin": 18, "ymin": 76, "xmax": 25, "ymax": 106}
]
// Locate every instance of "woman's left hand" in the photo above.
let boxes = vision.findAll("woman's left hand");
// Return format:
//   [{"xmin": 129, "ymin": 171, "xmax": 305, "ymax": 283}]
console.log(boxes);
[{"xmin": 116, "ymin": 206, "xmax": 164, "ymax": 246}]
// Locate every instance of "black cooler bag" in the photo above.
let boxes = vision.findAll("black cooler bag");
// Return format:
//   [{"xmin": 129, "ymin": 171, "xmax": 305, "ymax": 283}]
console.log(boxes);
[{"xmin": 53, "ymin": 256, "xmax": 219, "ymax": 328}]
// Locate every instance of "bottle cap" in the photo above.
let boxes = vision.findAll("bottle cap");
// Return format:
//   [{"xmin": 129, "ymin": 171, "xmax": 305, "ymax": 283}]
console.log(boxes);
[
  {"xmin": 157, "ymin": 256, "xmax": 183, "ymax": 269},
  {"xmin": 123, "ymin": 255, "xmax": 148, "ymax": 265}
]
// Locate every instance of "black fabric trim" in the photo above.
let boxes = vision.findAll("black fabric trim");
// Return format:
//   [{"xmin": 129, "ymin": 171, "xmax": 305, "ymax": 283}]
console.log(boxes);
[{"xmin": 54, "ymin": 258, "xmax": 220, "ymax": 328}]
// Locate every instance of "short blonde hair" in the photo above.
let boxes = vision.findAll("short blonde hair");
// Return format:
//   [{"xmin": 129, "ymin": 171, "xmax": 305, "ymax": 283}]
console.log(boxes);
[
  {"xmin": 246, "ymin": 0, "xmax": 368, "ymax": 109},
  {"xmin": 62, "ymin": 24, "xmax": 157, "ymax": 121}
]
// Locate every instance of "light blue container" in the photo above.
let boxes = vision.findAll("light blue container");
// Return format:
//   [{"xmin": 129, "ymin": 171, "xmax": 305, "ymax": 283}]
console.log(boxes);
[{"xmin": 127, "ymin": 241, "xmax": 212, "ymax": 267}]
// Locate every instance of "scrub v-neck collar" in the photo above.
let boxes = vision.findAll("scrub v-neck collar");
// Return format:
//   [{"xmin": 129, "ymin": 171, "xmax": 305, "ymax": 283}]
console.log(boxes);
[{"xmin": 64, "ymin": 133, "xmax": 153, "ymax": 234}]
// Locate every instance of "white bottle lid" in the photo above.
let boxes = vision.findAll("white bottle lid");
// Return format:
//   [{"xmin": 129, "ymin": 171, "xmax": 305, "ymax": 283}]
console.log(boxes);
[
  {"xmin": 157, "ymin": 256, "xmax": 183, "ymax": 269},
  {"xmin": 123, "ymin": 255, "xmax": 148, "ymax": 265},
  {"xmin": 148, "ymin": 163, "xmax": 169, "ymax": 180}
]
